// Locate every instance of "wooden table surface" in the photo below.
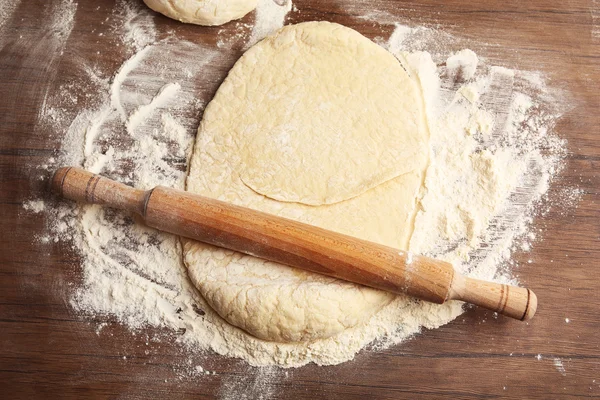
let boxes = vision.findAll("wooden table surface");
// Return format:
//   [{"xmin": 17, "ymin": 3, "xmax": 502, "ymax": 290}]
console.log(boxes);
[{"xmin": 1, "ymin": 0, "xmax": 599, "ymax": 398}]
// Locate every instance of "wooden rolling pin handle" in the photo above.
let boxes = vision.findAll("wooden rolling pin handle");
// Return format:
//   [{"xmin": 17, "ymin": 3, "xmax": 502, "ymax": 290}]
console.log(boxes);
[
  {"xmin": 449, "ymin": 275, "xmax": 537, "ymax": 321},
  {"xmin": 52, "ymin": 167, "xmax": 537, "ymax": 321},
  {"xmin": 52, "ymin": 166, "xmax": 148, "ymax": 215}
]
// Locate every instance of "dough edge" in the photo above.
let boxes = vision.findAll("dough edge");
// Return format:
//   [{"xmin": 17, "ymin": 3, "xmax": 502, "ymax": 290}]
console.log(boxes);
[{"xmin": 143, "ymin": 0, "xmax": 258, "ymax": 26}]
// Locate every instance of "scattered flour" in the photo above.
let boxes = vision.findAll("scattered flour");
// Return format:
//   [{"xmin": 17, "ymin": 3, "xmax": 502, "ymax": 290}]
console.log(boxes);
[
  {"xmin": 247, "ymin": 0, "xmax": 292, "ymax": 46},
  {"xmin": 34, "ymin": 0, "xmax": 78, "ymax": 125},
  {"xmin": 0, "ymin": 0, "xmax": 19, "ymax": 22},
  {"xmin": 32, "ymin": 0, "xmax": 579, "ymax": 376},
  {"xmin": 218, "ymin": 366, "xmax": 285, "ymax": 400},
  {"xmin": 49, "ymin": 0, "xmax": 78, "ymax": 45},
  {"xmin": 0, "ymin": 0, "xmax": 20, "ymax": 46},
  {"xmin": 405, "ymin": 251, "xmax": 414, "ymax": 265},
  {"xmin": 554, "ymin": 357, "xmax": 567, "ymax": 376},
  {"xmin": 126, "ymin": 82, "xmax": 181, "ymax": 132},
  {"xmin": 446, "ymin": 49, "xmax": 479, "ymax": 81},
  {"xmin": 23, "ymin": 200, "xmax": 46, "ymax": 214},
  {"xmin": 112, "ymin": 0, "xmax": 157, "ymax": 50}
]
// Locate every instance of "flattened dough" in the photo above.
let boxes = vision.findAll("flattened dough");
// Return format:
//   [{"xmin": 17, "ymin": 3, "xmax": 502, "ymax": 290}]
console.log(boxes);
[
  {"xmin": 235, "ymin": 21, "xmax": 426, "ymax": 205},
  {"xmin": 184, "ymin": 21, "xmax": 429, "ymax": 342},
  {"xmin": 143, "ymin": 0, "xmax": 257, "ymax": 26}
]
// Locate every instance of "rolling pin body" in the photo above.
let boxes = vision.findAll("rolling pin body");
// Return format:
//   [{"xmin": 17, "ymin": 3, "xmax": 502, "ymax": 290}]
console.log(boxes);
[{"xmin": 52, "ymin": 167, "xmax": 537, "ymax": 321}]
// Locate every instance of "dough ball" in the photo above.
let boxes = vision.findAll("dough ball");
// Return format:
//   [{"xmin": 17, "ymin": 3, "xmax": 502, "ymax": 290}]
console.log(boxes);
[
  {"xmin": 184, "ymin": 21, "xmax": 429, "ymax": 342},
  {"xmin": 143, "ymin": 0, "xmax": 258, "ymax": 26}
]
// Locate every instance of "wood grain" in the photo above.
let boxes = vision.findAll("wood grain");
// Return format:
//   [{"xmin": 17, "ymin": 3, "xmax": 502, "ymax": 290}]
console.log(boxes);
[{"xmin": 1, "ymin": 0, "xmax": 599, "ymax": 399}]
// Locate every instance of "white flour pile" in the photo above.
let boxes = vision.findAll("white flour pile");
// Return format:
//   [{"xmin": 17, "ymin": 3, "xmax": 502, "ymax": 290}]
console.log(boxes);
[{"xmin": 29, "ymin": 0, "xmax": 578, "ymax": 372}]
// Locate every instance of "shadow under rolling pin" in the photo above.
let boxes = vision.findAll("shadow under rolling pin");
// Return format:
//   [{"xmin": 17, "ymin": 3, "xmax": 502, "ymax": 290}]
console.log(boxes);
[{"xmin": 52, "ymin": 166, "xmax": 537, "ymax": 321}]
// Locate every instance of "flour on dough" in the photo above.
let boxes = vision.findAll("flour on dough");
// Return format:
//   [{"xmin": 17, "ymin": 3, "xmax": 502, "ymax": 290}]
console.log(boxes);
[
  {"xmin": 143, "ymin": 0, "xmax": 258, "ymax": 26},
  {"xmin": 184, "ymin": 21, "xmax": 429, "ymax": 342},
  {"xmin": 236, "ymin": 23, "xmax": 426, "ymax": 205}
]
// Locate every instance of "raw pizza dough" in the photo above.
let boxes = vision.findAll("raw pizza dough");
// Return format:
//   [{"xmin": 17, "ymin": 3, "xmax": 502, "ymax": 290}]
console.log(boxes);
[
  {"xmin": 184, "ymin": 21, "xmax": 429, "ymax": 342},
  {"xmin": 143, "ymin": 0, "xmax": 257, "ymax": 26}
]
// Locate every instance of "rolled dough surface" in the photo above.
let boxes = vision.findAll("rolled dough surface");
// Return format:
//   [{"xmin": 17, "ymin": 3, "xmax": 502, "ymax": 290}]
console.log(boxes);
[
  {"xmin": 236, "ymin": 22, "xmax": 426, "ymax": 205},
  {"xmin": 143, "ymin": 0, "xmax": 257, "ymax": 26},
  {"xmin": 184, "ymin": 21, "xmax": 429, "ymax": 342}
]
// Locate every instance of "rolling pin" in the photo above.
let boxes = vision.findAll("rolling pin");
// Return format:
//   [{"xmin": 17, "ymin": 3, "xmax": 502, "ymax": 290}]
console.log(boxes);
[{"xmin": 52, "ymin": 167, "xmax": 537, "ymax": 321}]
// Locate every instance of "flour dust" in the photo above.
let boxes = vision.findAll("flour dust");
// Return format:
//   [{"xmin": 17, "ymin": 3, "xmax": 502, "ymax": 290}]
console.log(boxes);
[
  {"xmin": 0, "ymin": 0, "xmax": 21, "ymax": 48},
  {"xmin": 27, "ymin": 0, "xmax": 579, "ymax": 376},
  {"xmin": 247, "ymin": 0, "xmax": 293, "ymax": 46}
]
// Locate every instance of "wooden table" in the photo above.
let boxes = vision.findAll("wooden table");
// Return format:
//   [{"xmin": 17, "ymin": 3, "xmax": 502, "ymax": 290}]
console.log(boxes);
[{"xmin": 1, "ymin": 0, "xmax": 599, "ymax": 398}]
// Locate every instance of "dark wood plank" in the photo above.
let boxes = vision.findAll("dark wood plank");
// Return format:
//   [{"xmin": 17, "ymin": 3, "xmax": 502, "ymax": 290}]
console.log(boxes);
[{"xmin": 1, "ymin": 0, "xmax": 599, "ymax": 398}]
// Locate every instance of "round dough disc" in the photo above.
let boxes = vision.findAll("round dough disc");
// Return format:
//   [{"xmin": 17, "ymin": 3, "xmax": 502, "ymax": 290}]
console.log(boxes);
[
  {"xmin": 143, "ymin": 0, "xmax": 257, "ymax": 26},
  {"xmin": 184, "ymin": 21, "xmax": 429, "ymax": 342}
]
